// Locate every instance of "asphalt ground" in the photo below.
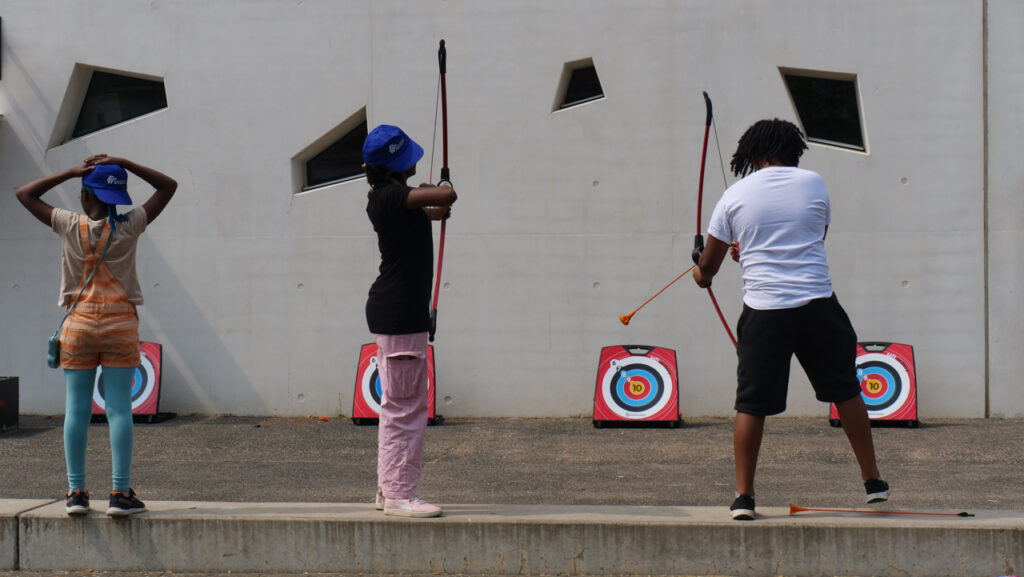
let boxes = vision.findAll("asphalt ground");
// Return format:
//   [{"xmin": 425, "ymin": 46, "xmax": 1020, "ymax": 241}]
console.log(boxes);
[
  {"xmin": 1, "ymin": 571, "xmax": 566, "ymax": 577},
  {"xmin": 1, "ymin": 414, "xmax": 1021, "ymax": 513}
]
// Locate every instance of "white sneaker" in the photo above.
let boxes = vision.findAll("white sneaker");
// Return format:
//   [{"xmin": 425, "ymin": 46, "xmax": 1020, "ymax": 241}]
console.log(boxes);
[
  {"xmin": 383, "ymin": 496, "xmax": 442, "ymax": 518},
  {"xmin": 375, "ymin": 487, "xmax": 384, "ymax": 510}
]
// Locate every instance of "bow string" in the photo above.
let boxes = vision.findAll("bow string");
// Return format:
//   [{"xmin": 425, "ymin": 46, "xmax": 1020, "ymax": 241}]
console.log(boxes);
[{"xmin": 429, "ymin": 39, "xmax": 450, "ymax": 342}]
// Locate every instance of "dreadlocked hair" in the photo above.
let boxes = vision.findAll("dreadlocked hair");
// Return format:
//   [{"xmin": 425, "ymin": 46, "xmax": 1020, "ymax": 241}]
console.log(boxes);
[
  {"xmin": 729, "ymin": 118, "xmax": 808, "ymax": 178},
  {"xmin": 364, "ymin": 164, "xmax": 406, "ymax": 197}
]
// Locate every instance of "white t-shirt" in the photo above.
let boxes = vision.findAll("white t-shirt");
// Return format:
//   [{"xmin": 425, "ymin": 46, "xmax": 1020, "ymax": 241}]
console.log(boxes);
[{"xmin": 707, "ymin": 166, "xmax": 833, "ymax": 310}]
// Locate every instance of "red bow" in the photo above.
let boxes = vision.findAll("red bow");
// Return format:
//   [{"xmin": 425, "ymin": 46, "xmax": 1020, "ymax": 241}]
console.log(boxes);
[{"xmin": 693, "ymin": 92, "xmax": 737, "ymax": 348}]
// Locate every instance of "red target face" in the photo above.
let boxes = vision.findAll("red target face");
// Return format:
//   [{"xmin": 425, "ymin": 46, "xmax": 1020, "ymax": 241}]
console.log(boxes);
[
  {"xmin": 352, "ymin": 343, "xmax": 437, "ymax": 421},
  {"xmin": 829, "ymin": 342, "xmax": 917, "ymax": 424},
  {"xmin": 855, "ymin": 353, "xmax": 910, "ymax": 419},
  {"xmin": 593, "ymin": 345, "xmax": 679, "ymax": 423},
  {"xmin": 360, "ymin": 356, "xmax": 383, "ymax": 413},
  {"xmin": 91, "ymin": 342, "xmax": 163, "ymax": 416},
  {"xmin": 599, "ymin": 357, "xmax": 670, "ymax": 418}
]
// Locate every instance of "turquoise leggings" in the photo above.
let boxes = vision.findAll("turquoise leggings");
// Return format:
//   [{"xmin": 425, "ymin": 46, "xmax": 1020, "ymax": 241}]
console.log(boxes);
[{"xmin": 63, "ymin": 367, "xmax": 134, "ymax": 492}]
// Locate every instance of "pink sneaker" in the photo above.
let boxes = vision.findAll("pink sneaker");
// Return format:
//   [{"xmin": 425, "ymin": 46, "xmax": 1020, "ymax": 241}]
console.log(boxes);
[
  {"xmin": 383, "ymin": 496, "xmax": 442, "ymax": 518},
  {"xmin": 375, "ymin": 488, "xmax": 384, "ymax": 510}
]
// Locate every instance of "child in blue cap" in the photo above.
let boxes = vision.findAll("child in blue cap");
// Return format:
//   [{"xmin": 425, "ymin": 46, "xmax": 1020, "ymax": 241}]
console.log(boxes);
[
  {"xmin": 362, "ymin": 125, "xmax": 457, "ymax": 518},
  {"xmin": 16, "ymin": 154, "xmax": 177, "ymax": 517}
]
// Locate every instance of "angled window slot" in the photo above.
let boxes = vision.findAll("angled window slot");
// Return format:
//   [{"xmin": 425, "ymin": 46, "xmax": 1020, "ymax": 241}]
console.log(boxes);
[
  {"xmin": 780, "ymin": 68, "xmax": 866, "ymax": 153},
  {"xmin": 73, "ymin": 71, "xmax": 167, "ymax": 139},
  {"xmin": 49, "ymin": 65, "xmax": 168, "ymax": 148},
  {"xmin": 294, "ymin": 109, "xmax": 368, "ymax": 193},
  {"xmin": 554, "ymin": 58, "xmax": 605, "ymax": 111}
]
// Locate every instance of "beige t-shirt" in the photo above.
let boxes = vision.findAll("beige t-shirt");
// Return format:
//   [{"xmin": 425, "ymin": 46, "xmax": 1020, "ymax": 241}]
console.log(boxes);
[{"xmin": 51, "ymin": 207, "xmax": 148, "ymax": 306}]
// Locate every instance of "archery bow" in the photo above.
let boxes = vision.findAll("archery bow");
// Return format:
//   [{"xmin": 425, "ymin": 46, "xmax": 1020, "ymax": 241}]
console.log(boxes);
[
  {"xmin": 692, "ymin": 91, "xmax": 738, "ymax": 348},
  {"xmin": 429, "ymin": 39, "xmax": 450, "ymax": 343}
]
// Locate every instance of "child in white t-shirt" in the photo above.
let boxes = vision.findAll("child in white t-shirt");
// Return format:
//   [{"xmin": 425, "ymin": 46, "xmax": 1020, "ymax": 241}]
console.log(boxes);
[{"xmin": 693, "ymin": 119, "xmax": 889, "ymax": 520}]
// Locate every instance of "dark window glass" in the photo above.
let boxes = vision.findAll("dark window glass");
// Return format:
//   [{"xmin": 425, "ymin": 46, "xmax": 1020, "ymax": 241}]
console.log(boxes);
[
  {"xmin": 305, "ymin": 121, "xmax": 368, "ymax": 188},
  {"xmin": 784, "ymin": 74, "xmax": 864, "ymax": 150},
  {"xmin": 561, "ymin": 65, "xmax": 604, "ymax": 109},
  {"xmin": 73, "ymin": 72, "xmax": 168, "ymax": 138}
]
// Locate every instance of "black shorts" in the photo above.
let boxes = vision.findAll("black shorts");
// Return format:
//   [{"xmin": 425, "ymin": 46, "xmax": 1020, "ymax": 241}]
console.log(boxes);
[{"xmin": 734, "ymin": 293, "xmax": 862, "ymax": 416}]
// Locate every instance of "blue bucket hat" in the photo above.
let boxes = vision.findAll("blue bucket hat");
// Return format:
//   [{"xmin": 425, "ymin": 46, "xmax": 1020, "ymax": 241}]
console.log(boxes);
[
  {"xmin": 362, "ymin": 124, "xmax": 424, "ymax": 173},
  {"xmin": 82, "ymin": 164, "xmax": 132, "ymax": 205}
]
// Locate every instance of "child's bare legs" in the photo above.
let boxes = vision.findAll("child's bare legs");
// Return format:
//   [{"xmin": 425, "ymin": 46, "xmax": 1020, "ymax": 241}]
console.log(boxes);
[
  {"xmin": 734, "ymin": 411, "xmax": 765, "ymax": 496},
  {"xmin": 834, "ymin": 395, "xmax": 881, "ymax": 480}
]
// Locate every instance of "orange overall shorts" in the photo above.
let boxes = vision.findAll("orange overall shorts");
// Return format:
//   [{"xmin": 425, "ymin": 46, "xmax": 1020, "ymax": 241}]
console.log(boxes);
[{"xmin": 59, "ymin": 215, "xmax": 140, "ymax": 370}]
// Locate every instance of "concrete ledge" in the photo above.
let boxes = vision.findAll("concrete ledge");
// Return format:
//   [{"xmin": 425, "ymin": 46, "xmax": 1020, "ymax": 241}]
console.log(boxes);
[
  {"xmin": 0, "ymin": 500, "xmax": 52, "ymax": 570},
  {"xmin": 16, "ymin": 502, "xmax": 1023, "ymax": 576}
]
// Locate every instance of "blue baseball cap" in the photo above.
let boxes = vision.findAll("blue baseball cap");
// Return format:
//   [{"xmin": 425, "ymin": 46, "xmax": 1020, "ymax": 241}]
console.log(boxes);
[
  {"xmin": 362, "ymin": 124, "xmax": 424, "ymax": 173},
  {"xmin": 82, "ymin": 164, "xmax": 132, "ymax": 205}
]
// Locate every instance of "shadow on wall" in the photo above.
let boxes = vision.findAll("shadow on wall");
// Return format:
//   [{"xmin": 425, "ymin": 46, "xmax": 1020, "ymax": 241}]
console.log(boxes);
[
  {"xmin": 0, "ymin": 35, "xmax": 58, "ymax": 154},
  {"xmin": 1, "ymin": 44, "xmax": 251, "ymax": 415},
  {"xmin": 0, "ymin": 49, "xmax": 74, "ymax": 411},
  {"xmin": 133, "ymin": 234, "xmax": 253, "ymax": 416}
]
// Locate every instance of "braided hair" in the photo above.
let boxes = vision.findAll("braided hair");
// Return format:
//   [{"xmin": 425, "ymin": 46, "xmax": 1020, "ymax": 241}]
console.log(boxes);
[
  {"xmin": 82, "ymin": 186, "xmax": 129, "ymax": 233},
  {"xmin": 106, "ymin": 204, "xmax": 128, "ymax": 232},
  {"xmin": 729, "ymin": 118, "xmax": 808, "ymax": 178}
]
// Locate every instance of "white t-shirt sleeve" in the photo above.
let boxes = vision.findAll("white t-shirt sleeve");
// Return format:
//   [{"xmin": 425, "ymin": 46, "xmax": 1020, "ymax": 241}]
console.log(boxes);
[
  {"xmin": 707, "ymin": 197, "xmax": 733, "ymax": 244},
  {"xmin": 122, "ymin": 207, "xmax": 148, "ymax": 238},
  {"xmin": 50, "ymin": 207, "xmax": 77, "ymax": 237}
]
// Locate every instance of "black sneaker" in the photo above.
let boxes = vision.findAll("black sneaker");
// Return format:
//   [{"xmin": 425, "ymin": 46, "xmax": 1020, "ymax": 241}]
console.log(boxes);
[
  {"xmin": 865, "ymin": 478, "xmax": 891, "ymax": 503},
  {"xmin": 106, "ymin": 488, "xmax": 146, "ymax": 517},
  {"xmin": 730, "ymin": 494, "xmax": 756, "ymax": 520},
  {"xmin": 65, "ymin": 489, "xmax": 90, "ymax": 516}
]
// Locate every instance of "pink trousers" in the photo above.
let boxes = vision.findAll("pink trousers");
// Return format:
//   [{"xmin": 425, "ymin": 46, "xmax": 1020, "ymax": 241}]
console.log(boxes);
[{"xmin": 374, "ymin": 332, "xmax": 429, "ymax": 500}]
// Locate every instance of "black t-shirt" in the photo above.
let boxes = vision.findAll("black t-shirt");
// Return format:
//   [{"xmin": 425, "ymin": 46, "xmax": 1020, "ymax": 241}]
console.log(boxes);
[{"xmin": 365, "ymin": 183, "xmax": 433, "ymax": 334}]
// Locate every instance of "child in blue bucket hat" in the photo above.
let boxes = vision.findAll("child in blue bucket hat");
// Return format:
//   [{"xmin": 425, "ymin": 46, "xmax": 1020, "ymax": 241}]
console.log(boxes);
[
  {"xmin": 362, "ymin": 125, "xmax": 457, "ymax": 518},
  {"xmin": 16, "ymin": 154, "xmax": 177, "ymax": 517}
]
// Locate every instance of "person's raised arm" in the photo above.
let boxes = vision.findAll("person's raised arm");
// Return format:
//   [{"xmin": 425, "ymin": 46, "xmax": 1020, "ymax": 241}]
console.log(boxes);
[
  {"xmin": 15, "ymin": 162, "xmax": 94, "ymax": 226},
  {"xmin": 693, "ymin": 234, "xmax": 730, "ymax": 288},
  {"xmin": 88, "ymin": 155, "xmax": 177, "ymax": 224},
  {"xmin": 406, "ymin": 184, "xmax": 457, "ymax": 221}
]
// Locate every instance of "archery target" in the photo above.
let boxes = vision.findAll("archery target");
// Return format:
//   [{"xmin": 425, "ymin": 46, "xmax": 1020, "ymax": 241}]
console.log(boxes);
[
  {"xmin": 593, "ymin": 345, "xmax": 680, "ymax": 425},
  {"xmin": 360, "ymin": 356, "xmax": 383, "ymax": 414},
  {"xmin": 856, "ymin": 352, "xmax": 910, "ymax": 418},
  {"xmin": 92, "ymin": 342, "xmax": 163, "ymax": 416},
  {"xmin": 601, "ymin": 356, "xmax": 672, "ymax": 419},
  {"xmin": 830, "ymin": 342, "xmax": 918, "ymax": 425},
  {"xmin": 352, "ymin": 342, "xmax": 438, "ymax": 423}
]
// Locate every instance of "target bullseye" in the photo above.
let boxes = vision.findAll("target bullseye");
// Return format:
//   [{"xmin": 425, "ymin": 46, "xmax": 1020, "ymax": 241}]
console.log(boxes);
[
  {"xmin": 859, "ymin": 368, "xmax": 896, "ymax": 406},
  {"xmin": 623, "ymin": 374, "xmax": 651, "ymax": 402}
]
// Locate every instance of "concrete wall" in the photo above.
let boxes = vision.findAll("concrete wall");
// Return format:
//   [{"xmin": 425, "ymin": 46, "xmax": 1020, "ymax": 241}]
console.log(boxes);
[
  {"xmin": 0, "ymin": 1, "xmax": 1019, "ymax": 418},
  {"xmin": 987, "ymin": 0, "xmax": 1024, "ymax": 418}
]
